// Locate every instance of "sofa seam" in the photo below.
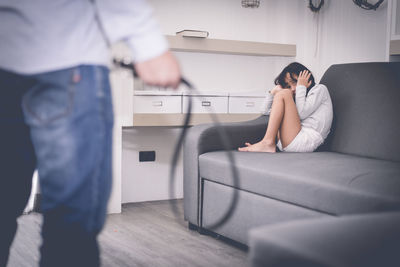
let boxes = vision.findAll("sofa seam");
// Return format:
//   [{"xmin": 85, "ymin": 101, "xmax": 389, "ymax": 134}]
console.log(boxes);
[{"xmin": 201, "ymin": 177, "xmax": 337, "ymax": 216}]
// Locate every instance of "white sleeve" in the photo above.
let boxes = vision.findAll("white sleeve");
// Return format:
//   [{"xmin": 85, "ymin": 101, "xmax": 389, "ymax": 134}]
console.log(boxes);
[
  {"xmin": 295, "ymin": 84, "xmax": 327, "ymax": 120},
  {"xmin": 95, "ymin": 0, "xmax": 169, "ymax": 62},
  {"xmin": 260, "ymin": 92, "xmax": 274, "ymax": 115}
]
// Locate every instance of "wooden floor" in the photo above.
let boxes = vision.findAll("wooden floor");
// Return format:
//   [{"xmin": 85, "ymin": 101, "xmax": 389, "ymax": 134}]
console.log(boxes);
[{"xmin": 8, "ymin": 200, "xmax": 249, "ymax": 267}]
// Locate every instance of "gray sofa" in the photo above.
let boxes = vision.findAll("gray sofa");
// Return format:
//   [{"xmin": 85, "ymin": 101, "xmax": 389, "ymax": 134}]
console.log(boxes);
[
  {"xmin": 249, "ymin": 211, "xmax": 400, "ymax": 266},
  {"xmin": 183, "ymin": 62, "xmax": 400, "ymax": 262}
]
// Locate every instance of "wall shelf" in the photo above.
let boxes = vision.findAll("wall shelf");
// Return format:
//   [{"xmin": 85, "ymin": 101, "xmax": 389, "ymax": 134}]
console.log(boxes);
[
  {"xmin": 132, "ymin": 113, "xmax": 261, "ymax": 127},
  {"xmin": 166, "ymin": 35, "xmax": 296, "ymax": 57}
]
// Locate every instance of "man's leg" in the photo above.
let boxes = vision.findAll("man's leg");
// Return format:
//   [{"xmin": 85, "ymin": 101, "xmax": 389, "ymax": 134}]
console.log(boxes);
[
  {"xmin": 0, "ymin": 70, "xmax": 36, "ymax": 266},
  {"xmin": 22, "ymin": 65, "xmax": 114, "ymax": 267}
]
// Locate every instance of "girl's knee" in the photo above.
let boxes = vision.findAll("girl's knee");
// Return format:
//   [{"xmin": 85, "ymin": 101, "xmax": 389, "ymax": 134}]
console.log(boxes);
[{"xmin": 276, "ymin": 89, "xmax": 293, "ymax": 99}]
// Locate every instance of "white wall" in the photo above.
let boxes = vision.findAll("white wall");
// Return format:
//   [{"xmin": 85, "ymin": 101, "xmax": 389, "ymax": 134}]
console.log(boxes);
[
  {"xmin": 149, "ymin": 0, "xmax": 298, "ymax": 93},
  {"xmin": 118, "ymin": 0, "xmax": 389, "ymax": 205},
  {"xmin": 295, "ymin": 0, "xmax": 388, "ymax": 81},
  {"xmin": 149, "ymin": 0, "xmax": 388, "ymax": 85}
]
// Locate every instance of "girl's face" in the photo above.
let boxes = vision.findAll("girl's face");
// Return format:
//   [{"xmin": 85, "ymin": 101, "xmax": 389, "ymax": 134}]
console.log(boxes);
[{"xmin": 284, "ymin": 72, "xmax": 298, "ymax": 92}]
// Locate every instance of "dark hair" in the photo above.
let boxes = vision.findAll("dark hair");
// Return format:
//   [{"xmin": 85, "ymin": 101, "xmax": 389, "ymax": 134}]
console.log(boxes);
[{"xmin": 274, "ymin": 62, "xmax": 316, "ymax": 96}]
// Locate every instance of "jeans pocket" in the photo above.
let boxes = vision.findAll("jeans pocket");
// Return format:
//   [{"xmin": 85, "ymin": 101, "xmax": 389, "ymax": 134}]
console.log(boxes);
[{"xmin": 22, "ymin": 69, "xmax": 78, "ymax": 126}]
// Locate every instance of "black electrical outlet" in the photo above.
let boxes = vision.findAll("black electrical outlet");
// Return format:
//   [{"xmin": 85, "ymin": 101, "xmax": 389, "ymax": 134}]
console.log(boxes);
[{"xmin": 139, "ymin": 151, "xmax": 156, "ymax": 162}]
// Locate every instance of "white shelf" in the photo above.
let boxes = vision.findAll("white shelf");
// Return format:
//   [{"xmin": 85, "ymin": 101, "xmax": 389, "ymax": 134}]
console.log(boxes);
[{"xmin": 166, "ymin": 35, "xmax": 296, "ymax": 57}]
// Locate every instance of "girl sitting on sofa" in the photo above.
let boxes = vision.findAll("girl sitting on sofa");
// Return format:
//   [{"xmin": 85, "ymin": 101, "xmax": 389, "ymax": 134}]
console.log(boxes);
[{"xmin": 238, "ymin": 62, "xmax": 333, "ymax": 153}]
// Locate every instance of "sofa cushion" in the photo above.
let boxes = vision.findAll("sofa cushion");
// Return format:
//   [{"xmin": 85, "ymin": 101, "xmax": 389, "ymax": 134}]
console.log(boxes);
[
  {"xmin": 319, "ymin": 62, "xmax": 400, "ymax": 162},
  {"xmin": 249, "ymin": 212, "xmax": 400, "ymax": 267},
  {"xmin": 199, "ymin": 151, "xmax": 400, "ymax": 215}
]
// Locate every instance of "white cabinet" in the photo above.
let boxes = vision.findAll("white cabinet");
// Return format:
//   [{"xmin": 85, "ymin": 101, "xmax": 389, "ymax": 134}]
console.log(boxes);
[
  {"xmin": 132, "ymin": 90, "xmax": 265, "ymax": 125},
  {"xmin": 133, "ymin": 91, "xmax": 182, "ymax": 114},
  {"xmin": 182, "ymin": 93, "xmax": 229, "ymax": 113},
  {"xmin": 228, "ymin": 92, "xmax": 266, "ymax": 114},
  {"xmin": 133, "ymin": 91, "xmax": 267, "ymax": 115},
  {"xmin": 228, "ymin": 97, "xmax": 264, "ymax": 113},
  {"xmin": 387, "ymin": 0, "xmax": 400, "ymax": 59},
  {"xmin": 392, "ymin": 0, "xmax": 400, "ymax": 39}
]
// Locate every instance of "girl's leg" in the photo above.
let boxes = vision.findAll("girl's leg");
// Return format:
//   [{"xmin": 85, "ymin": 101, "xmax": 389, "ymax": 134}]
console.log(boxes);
[{"xmin": 239, "ymin": 90, "xmax": 301, "ymax": 152}]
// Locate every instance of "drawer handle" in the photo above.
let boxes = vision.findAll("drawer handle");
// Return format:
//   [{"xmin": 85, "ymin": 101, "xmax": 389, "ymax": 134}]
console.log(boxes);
[
  {"xmin": 202, "ymin": 101, "xmax": 211, "ymax": 107},
  {"xmin": 246, "ymin": 102, "xmax": 255, "ymax": 107},
  {"xmin": 152, "ymin": 101, "xmax": 163, "ymax": 107}
]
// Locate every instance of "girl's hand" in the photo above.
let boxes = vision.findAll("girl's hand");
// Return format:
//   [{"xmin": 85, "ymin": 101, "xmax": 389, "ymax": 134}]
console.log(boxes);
[
  {"xmin": 297, "ymin": 70, "xmax": 312, "ymax": 88},
  {"xmin": 270, "ymin": 85, "xmax": 283, "ymax": 95}
]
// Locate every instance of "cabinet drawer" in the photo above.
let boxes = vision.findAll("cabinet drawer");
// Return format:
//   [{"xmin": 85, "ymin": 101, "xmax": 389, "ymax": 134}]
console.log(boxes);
[
  {"xmin": 182, "ymin": 96, "xmax": 228, "ymax": 113},
  {"xmin": 133, "ymin": 95, "xmax": 182, "ymax": 113},
  {"xmin": 228, "ymin": 97, "xmax": 265, "ymax": 113}
]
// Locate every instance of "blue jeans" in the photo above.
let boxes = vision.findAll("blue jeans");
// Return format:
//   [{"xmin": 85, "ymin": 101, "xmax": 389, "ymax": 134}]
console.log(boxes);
[{"xmin": 0, "ymin": 65, "xmax": 114, "ymax": 267}]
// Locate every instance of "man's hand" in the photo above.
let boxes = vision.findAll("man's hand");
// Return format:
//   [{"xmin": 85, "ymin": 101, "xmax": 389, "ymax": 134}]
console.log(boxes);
[
  {"xmin": 134, "ymin": 51, "xmax": 181, "ymax": 89},
  {"xmin": 297, "ymin": 70, "xmax": 312, "ymax": 88}
]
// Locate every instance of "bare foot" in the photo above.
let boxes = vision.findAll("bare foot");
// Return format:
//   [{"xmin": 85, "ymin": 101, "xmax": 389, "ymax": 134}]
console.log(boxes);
[{"xmin": 238, "ymin": 140, "xmax": 276, "ymax": 153}]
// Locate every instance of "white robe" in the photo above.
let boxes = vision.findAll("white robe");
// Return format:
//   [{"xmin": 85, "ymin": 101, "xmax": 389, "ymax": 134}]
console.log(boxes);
[{"xmin": 261, "ymin": 84, "xmax": 333, "ymax": 151}]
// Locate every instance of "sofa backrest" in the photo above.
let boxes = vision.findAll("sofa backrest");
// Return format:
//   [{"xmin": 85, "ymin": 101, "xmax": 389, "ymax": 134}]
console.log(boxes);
[{"xmin": 318, "ymin": 62, "xmax": 400, "ymax": 162}]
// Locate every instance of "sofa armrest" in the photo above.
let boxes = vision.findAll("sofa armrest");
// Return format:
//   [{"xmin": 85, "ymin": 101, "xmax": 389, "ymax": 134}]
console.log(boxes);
[{"xmin": 183, "ymin": 115, "xmax": 268, "ymax": 225}]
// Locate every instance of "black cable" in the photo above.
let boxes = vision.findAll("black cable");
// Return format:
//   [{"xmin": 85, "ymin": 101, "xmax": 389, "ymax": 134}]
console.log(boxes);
[
  {"xmin": 114, "ymin": 59, "xmax": 240, "ymax": 230},
  {"xmin": 113, "ymin": 59, "xmax": 138, "ymax": 76},
  {"xmin": 169, "ymin": 78, "xmax": 240, "ymax": 230},
  {"xmin": 309, "ymin": 0, "xmax": 324, "ymax": 13},
  {"xmin": 352, "ymin": 0, "xmax": 384, "ymax": 10}
]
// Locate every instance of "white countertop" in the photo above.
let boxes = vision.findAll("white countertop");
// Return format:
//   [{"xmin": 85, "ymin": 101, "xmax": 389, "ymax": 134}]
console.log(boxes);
[
  {"xmin": 134, "ymin": 90, "xmax": 183, "ymax": 96},
  {"xmin": 134, "ymin": 90, "xmax": 267, "ymax": 97},
  {"xmin": 229, "ymin": 91, "xmax": 266, "ymax": 97}
]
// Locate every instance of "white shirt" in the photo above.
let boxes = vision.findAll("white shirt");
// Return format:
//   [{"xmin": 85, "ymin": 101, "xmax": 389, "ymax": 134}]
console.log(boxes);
[
  {"xmin": 261, "ymin": 84, "xmax": 333, "ymax": 140},
  {"xmin": 0, "ymin": 0, "xmax": 168, "ymax": 74}
]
